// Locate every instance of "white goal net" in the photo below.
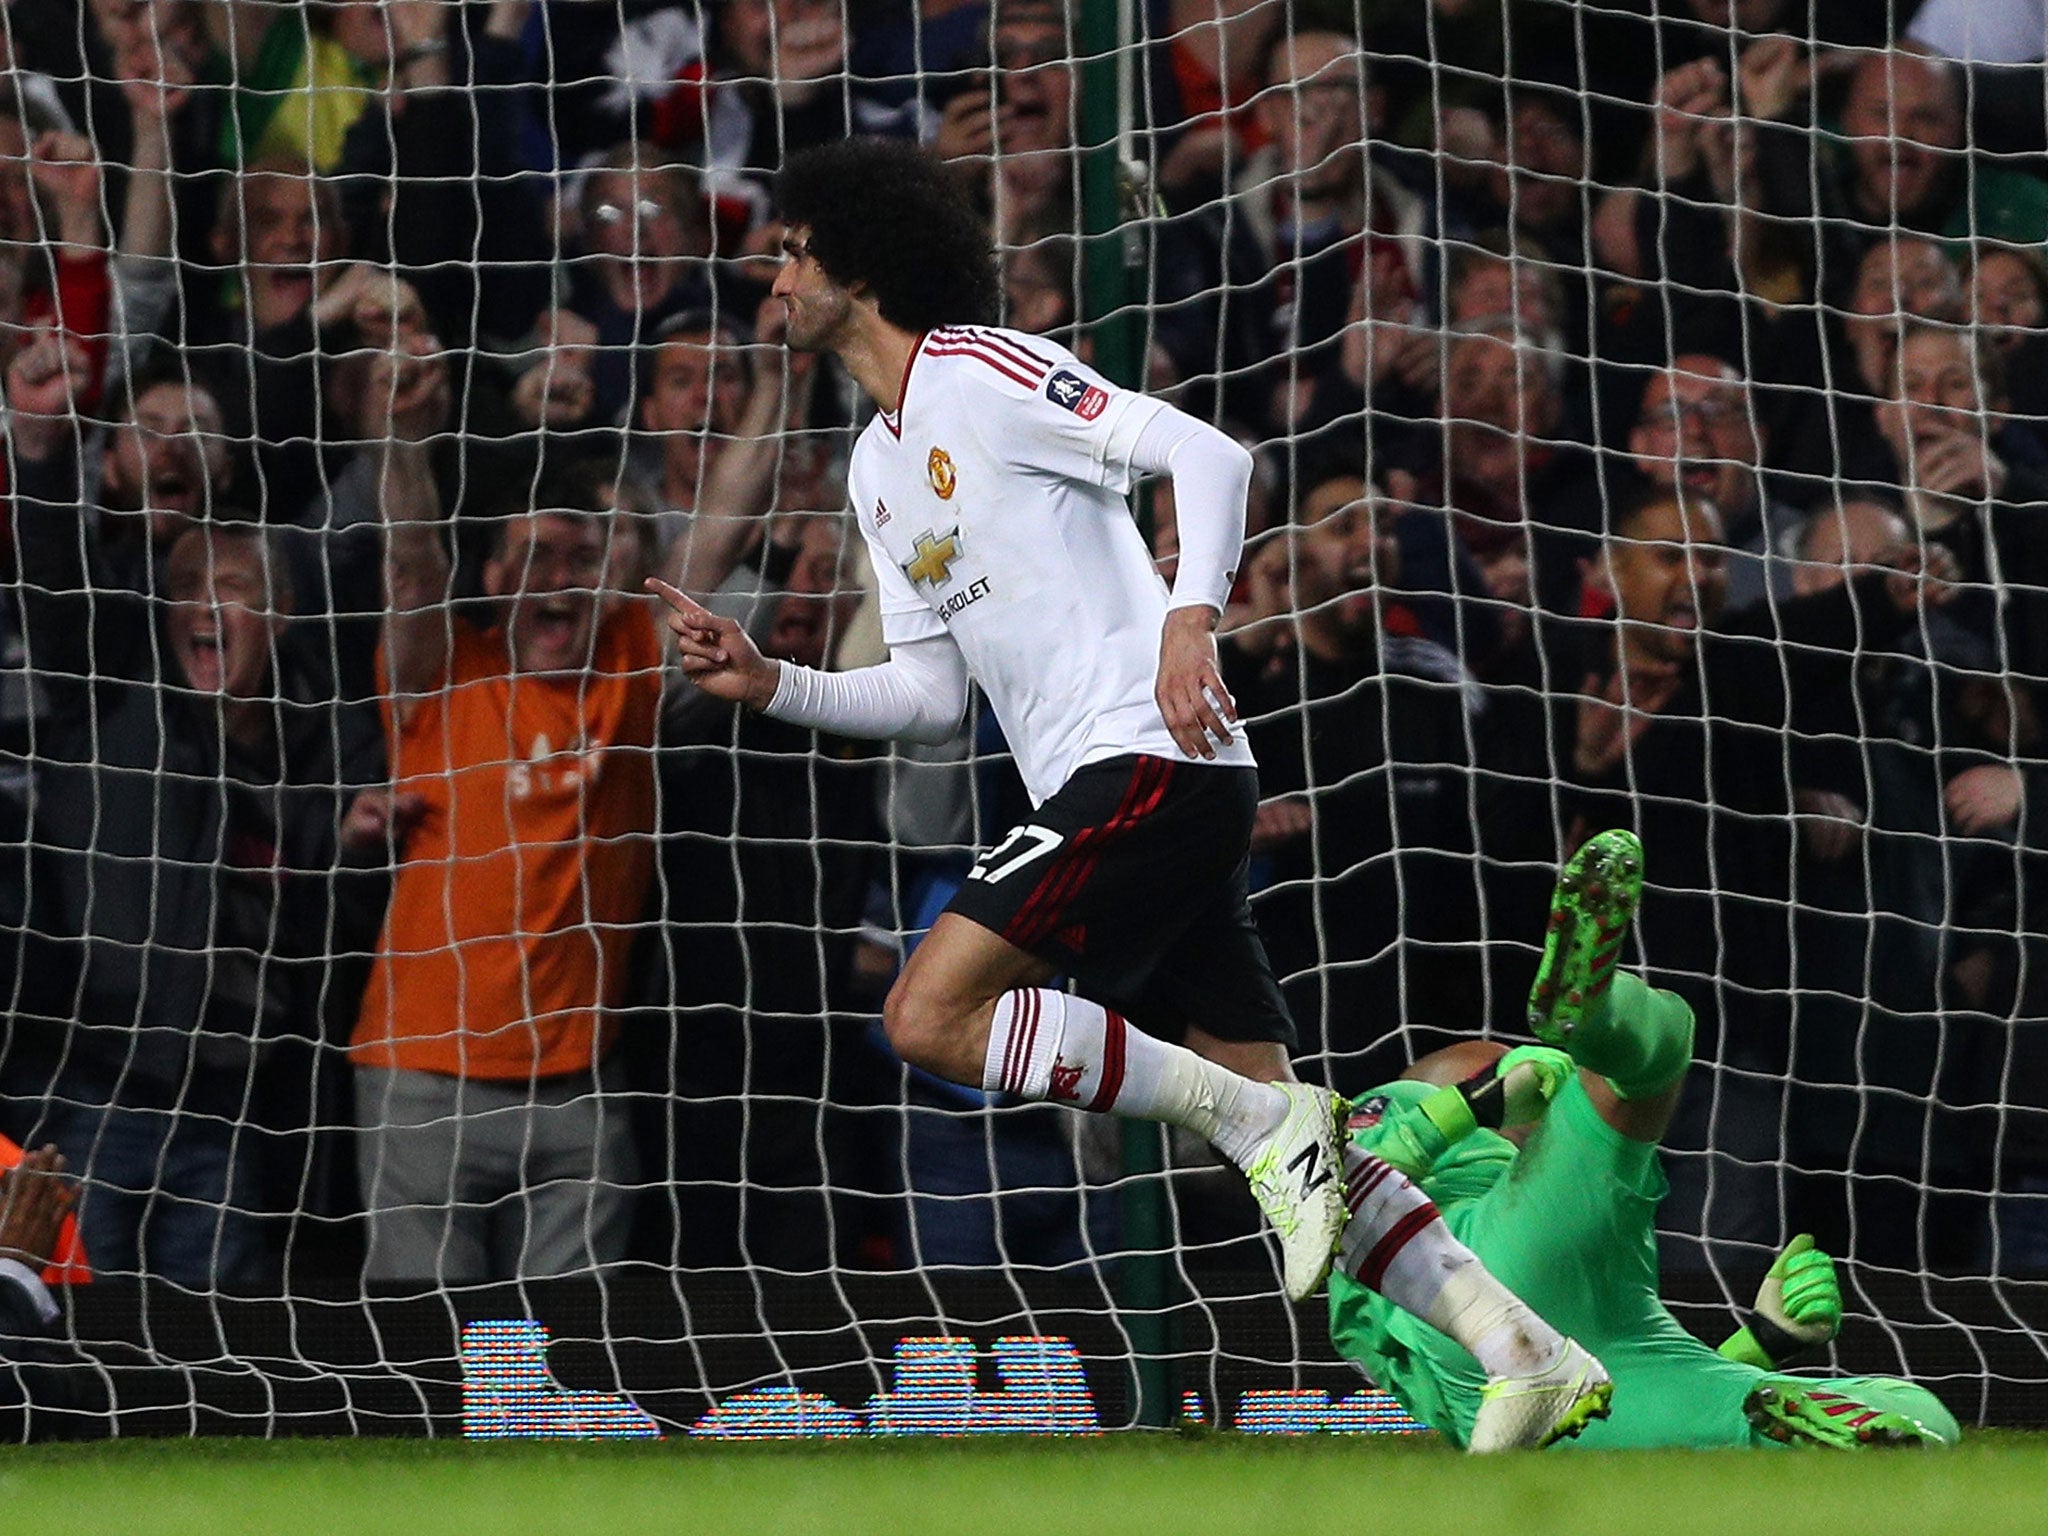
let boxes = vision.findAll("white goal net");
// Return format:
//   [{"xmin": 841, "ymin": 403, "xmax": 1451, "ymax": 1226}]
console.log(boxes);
[{"xmin": 0, "ymin": 0, "xmax": 2044, "ymax": 1436}]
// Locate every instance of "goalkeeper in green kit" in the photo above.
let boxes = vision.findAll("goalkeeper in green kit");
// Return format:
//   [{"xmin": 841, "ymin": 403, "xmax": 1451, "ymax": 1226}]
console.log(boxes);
[{"xmin": 1328, "ymin": 830, "xmax": 1960, "ymax": 1450}]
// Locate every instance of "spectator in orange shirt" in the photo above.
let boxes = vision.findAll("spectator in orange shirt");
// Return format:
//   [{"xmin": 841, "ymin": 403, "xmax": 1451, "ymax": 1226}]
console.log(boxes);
[
  {"xmin": 349, "ymin": 311, "xmax": 792, "ymax": 1281},
  {"xmin": 351, "ymin": 397, "xmax": 663, "ymax": 1281}
]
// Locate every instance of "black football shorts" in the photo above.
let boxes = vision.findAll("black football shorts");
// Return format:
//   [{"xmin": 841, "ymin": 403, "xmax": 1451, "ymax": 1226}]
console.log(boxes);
[{"xmin": 945, "ymin": 754, "xmax": 1297, "ymax": 1046}]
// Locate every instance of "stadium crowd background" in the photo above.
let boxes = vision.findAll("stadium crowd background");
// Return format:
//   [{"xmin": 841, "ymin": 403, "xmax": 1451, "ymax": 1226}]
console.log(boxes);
[{"xmin": 0, "ymin": 0, "xmax": 2045, "ymax": 1297}]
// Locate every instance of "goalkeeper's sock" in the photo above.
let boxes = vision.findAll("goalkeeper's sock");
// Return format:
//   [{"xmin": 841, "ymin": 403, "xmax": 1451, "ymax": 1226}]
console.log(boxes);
[
  {"xmin": 1339, "ymin": 1142, "xmax": 1566, "ymax": 1380},
  {"xmin": 981, "ymin": 989, "xmax": 1285, "ymax": 1161},
  {"xmin": 1565, "ymin": 972, "xmax": 1695, "ymax": 1100}
]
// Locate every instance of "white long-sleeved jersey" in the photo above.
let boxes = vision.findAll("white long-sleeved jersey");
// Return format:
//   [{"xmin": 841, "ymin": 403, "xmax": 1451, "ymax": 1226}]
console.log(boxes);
[{"xmin": 840, "ymin": 325, "xmax": 1255, "ymax": 806}]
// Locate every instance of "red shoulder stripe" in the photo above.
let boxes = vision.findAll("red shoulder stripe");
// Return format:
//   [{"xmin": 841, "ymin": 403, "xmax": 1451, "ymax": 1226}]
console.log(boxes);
[
  {"xmin": 926, "ymin": 342, "xmax": 1041, "ymax": 390},
  {"xmin": 974, "ymin": 330, "xmax": 1058, "ymax": 374},
  {"xmin": 932, "ymin": 327, "xmax": 1053, "ymax": 377}
]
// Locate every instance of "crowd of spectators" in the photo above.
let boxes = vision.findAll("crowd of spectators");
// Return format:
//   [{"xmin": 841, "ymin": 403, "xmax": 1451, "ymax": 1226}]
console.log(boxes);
[{"xmin": 0, "ymin": 0, "xmax": 2043, "ymax": 1291}]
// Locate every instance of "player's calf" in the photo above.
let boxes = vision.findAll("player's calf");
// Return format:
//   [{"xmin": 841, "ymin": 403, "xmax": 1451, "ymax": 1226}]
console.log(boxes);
[
  {"xmin": 883, "ymin": 913, "xmax": 1060, "ymax": 1083},
  {"xmin": 973, "ymin": 985, "xmax": 1344, "ymax": 1300}
]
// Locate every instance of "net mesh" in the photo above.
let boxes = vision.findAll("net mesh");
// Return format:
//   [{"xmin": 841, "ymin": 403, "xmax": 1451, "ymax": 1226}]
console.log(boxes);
[{"xmin": 0, "ymin": 0, "xmax": 2044, "ymax": 1434}]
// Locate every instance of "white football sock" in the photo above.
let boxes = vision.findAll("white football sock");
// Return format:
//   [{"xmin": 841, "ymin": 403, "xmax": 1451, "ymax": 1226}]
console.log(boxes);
[
  {"xmin": 1339, "ymin": 1144, "xmax": 1565, "ymax": 1380},
  {"xmin": 981, "ymin": 989, "xmax": 1286, "ymax": 1162}
]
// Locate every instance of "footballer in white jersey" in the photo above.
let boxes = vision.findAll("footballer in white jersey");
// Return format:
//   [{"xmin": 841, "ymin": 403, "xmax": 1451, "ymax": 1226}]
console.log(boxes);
[
  {"xmin": 655, "ymin": 140, "xmax": 1628, "ymax": 1360},
  {"xmin": 847, "ymin": 323, "xmax": 1254, "ymax": 807},
  {"xmin": 651, "ymin": 137, "xmax": 1331, "ymax": 1257}
]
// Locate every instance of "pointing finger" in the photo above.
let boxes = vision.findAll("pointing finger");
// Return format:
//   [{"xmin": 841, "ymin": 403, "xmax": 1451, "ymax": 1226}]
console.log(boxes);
[
  {"xmin": 643, "ymin": 576, "xmax": 706, "ymax": 620},
  {"xmin": 646, "ymin": 577, "xmax": 738, "ymax": 642}
]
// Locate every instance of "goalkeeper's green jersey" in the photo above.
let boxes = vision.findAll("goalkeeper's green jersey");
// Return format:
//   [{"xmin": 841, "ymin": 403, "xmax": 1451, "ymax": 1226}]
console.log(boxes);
[{"xmin": 1327, "ymin": 1078, "xmax": 1775, "ymax": 1449}]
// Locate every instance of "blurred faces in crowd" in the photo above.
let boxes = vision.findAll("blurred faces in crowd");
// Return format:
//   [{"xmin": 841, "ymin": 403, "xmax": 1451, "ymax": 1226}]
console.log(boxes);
[
  {"xmin": 1840, "ymin": 48, "xmax": 1965, "ymax": 228},
  {"xmin": 162, "ymin": 525, "xmax": 287, "ymax": 702},
  {"xmin": 1442, "ymin": 322, "xmax": 1565, "ymax": 500},
  {"xmin": 1605, "ymin": 494, "xmax": 1729, "ymax": 666},
  {"xmin": 484, "ymin": 512, "xmax": 610, "ymax": 675},
  {"xmin": 1629, "ymin": 355, "xmax": 1763, "ymax": 523},
  {"xmin": 101, "ymin": 375, "xmax": 233, "ymax": 545},
  {"xmin": 1792, "ymin": 497, "xmax": 1911, "ymax": 599},
  {"xmin": 1969, "ymin": 246, "xmax": 2048, "ymax": 351},
  {"xmin": 214, "ymin": 168, "xmax": 349, "ymax": 333}
]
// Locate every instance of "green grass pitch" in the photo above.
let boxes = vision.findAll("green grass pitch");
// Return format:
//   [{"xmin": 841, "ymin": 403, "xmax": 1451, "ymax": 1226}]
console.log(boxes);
[{"xmin": 7, "ymin": 1434, "xmax": 2047, "ymax": 1536}]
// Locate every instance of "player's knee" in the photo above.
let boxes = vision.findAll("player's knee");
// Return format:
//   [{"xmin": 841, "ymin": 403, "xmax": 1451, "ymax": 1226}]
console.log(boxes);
[{"xmin": 882, "ymin": 977, "xmax": 956, "ymax": 1072}]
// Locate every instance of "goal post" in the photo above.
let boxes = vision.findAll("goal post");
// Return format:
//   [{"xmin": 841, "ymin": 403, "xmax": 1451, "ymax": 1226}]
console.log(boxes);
[{"xmin": 1077, "ymin": 0, "xmax": 1178, "ymax": 1432}]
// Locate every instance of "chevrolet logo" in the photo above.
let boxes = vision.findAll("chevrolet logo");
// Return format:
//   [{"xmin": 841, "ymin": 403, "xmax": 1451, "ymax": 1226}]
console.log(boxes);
[{"xmin": 902, "ymin": 527, "xmax": 962, "ymax": 588}]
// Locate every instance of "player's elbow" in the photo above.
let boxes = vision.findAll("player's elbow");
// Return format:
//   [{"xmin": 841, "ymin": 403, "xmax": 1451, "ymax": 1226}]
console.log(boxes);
[
  {"xmin": 900, "ymin": 718, "xmax": 961, "ymax": 748},
  {"xmin": 1215, "ymin": 436, "xmax": 1255, "ymax": 486},
  {"xmin": 899, "ymin": 696, "xmax": 968, "ymax": 746},
  {"xmin": 890, "ymin": 648, "xmax": 970, "ymax": 744},
  {"xmin": 1172, "ymin": 427, "xmax": 1252, "ymax": 494}
]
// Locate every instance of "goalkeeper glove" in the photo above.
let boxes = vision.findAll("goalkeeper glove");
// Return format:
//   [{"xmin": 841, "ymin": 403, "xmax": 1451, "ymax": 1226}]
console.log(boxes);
[
  {"xmin": 1486, "ymin": 1045, "xmax": 1575, "ymax": 1129},
  {"xmin": 1365, "ymin": 1096, "xmax": 1456, "ymax": 1182},
  {"xmin": 1429, "ymin": 1043, "xmax": 1575, "ymax": 1146},
  {"xmin": 1367, "ymin": 1046, "xmax": 1576, "ymax": 1181},
  {"xmin": 1718, "ymin": 1234, "xmax": 1843, "ymax": 1369},
  {"xmin": 1445, "ymin": 1043, "xmax": 1575, "ymax": 1136}
]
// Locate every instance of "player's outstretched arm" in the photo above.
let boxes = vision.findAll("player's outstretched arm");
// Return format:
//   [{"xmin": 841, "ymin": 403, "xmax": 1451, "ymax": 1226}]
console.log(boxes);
[
  {"xmin": 1718, "ymin": 1234, "xmax": 1843, "ymax": 1369},
  {"xmin": 649, "ymin": 576, "xmax": 970, "ymax": 743}
]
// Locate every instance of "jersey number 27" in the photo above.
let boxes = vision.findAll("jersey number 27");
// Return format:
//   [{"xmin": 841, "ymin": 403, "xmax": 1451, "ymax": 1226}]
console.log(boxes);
[{"xmin": 968, "ymin": 824, "xmax": 1064, "ymax": 884}]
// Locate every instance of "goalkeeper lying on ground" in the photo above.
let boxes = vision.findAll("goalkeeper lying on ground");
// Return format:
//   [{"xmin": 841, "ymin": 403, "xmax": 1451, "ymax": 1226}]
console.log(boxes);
[{"xmin": 1328, "ymin": 830, "xmax": 1959, "ymax": 1450}]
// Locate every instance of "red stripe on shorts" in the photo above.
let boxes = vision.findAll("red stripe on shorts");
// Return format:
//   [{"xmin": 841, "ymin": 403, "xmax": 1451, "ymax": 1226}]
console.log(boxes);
[
  {"xmin": 1003, "ymin": 757, "xmax": 1174, "ymax": 950},
  {"xmin": 1016, "ymin": 757, "xmax": 1171, "ymax": 948}
]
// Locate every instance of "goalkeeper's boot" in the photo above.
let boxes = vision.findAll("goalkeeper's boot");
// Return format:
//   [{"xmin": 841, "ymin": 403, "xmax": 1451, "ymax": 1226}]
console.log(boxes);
[
  {"xmin": 1743, "ymin": 1384, "xmax": 1946, "ymax": 1449},
  {"xmin": 1244, "ymin": 1082, "xmax": 1348, "ymax": 1304},
  {"xmin": 1468, "ymin": 1338, "xmax": 1613, "ymax": 1453},
  {"xmin": 1527, "ymin": 829, "xmax": 1645, "ymax": 1046}
]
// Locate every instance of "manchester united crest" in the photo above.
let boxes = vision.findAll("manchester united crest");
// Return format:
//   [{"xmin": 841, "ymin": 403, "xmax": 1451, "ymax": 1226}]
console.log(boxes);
[{"xmin": 927, "ymin": 446, "xmax": 957, "ymax": 500}]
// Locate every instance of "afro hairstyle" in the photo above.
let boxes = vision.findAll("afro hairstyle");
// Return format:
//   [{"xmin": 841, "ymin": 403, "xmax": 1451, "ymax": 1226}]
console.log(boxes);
[{"xmin": 774, "ymin": 139, "xmax": 1000, "ymax": 332}]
